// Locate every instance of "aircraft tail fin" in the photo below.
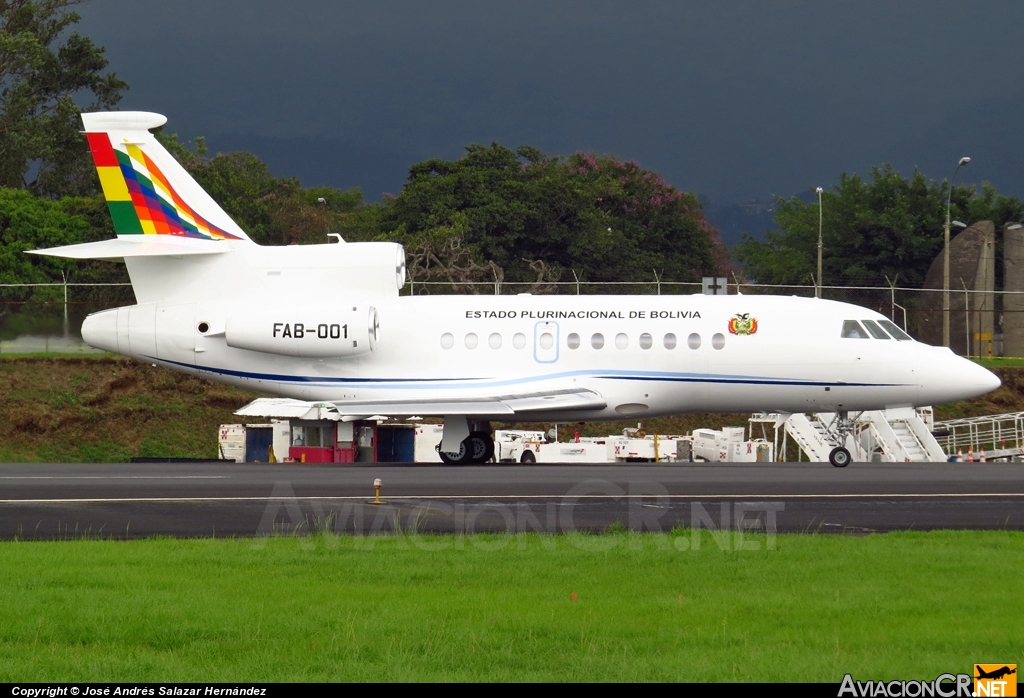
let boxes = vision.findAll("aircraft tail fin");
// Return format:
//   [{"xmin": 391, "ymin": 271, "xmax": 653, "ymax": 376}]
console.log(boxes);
[{"xmin": 81, "ymin": 111, "xmax": 251, "ymax": 242}]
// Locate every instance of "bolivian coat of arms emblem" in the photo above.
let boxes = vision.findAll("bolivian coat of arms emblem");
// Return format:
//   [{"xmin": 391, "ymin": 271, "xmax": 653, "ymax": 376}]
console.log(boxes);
[{"xmin": 728, "ymin": 313, "xmax": 758, "ymax": 336}]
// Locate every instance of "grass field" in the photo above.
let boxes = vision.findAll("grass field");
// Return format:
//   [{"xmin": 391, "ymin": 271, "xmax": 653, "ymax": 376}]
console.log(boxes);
[
  {"xmin": 0, "ymin": 355, "xmax": 262, "ymax": 462},
  {"xmin": 0, "ymin": 531, "xmax": 1020, "ymax": 682}
]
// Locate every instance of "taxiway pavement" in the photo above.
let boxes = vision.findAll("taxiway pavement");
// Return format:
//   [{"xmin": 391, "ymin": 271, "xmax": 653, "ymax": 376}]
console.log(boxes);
[{"xmin": 0, "ymin": 461, "xmax": 1021, "ymax": 539}]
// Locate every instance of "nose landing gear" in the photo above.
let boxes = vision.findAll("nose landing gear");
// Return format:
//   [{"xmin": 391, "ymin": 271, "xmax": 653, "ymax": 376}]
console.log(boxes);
[
  {"xmin": 828, "ymin": 446, "xmax": 851, "ymax": 468},
  {"xmin": 826, "ymin": 411, "xmax": 856, "ymax": 468}
]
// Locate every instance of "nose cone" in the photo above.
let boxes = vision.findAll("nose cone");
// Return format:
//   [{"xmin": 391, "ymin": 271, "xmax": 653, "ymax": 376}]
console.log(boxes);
[
  {"xmin": 917, "ymin": 346, "xmax": 1001, "ymax": 404},
  {"xmin": 976, "ymin": 363, "xmax": 1002, "ymax": 394}
]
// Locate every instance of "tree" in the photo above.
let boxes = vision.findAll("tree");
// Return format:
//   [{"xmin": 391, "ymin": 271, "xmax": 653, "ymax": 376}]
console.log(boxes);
[
  {"xmin": 0, "ymin": 187, "xmax": 86, "ymax": 299},
  {"xmin": 157, "ymin": 133, "xmax": 365, "ymax": 246},
  {"xmin": 734, "ymin": 164, "xmax": 1024, "ymax": 288},
  {"xmin": 0, "ymin": 0, "xmax": 127, "ymax": 197},
  {"xmin": 378, "ymin": 143, "xmax": 727, "ymax": 287}
]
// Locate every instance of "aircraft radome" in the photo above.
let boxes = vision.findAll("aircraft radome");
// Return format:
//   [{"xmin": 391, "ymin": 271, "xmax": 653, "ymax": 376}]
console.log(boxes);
[{"xmin": 29, "ymin": 112, "xmax": 1001, "ymax": 467}]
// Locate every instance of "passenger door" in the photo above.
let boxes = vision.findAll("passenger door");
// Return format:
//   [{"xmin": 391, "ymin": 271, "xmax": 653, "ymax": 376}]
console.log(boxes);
[{"xmin": 534, "ymin": 321, "xmax": 559, "ymax": 363}]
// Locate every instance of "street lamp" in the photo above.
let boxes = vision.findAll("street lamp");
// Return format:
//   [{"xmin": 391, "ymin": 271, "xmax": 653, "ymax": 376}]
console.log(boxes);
[
  {"xmin": 942, "ymin": 156, "xmax": 971, "ymax": 348},
  {"xmin": 816, "ymin": 186, "xmax": 824, "ymax": 299}
]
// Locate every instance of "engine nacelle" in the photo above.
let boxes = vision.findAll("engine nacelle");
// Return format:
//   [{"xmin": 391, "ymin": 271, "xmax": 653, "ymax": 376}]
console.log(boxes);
[{"xmin": 224, "ymin": 305, "xmax": 378, "ymax": 358}]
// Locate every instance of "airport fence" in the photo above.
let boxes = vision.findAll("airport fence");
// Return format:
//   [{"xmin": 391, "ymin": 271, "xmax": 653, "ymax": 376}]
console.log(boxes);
[{"xmin": 0, "ymin": 279, "xmax": 1015, "ymax": 357}]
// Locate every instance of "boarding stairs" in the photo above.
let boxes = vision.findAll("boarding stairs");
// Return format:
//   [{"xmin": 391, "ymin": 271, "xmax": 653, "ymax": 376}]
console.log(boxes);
[
  {"xmin": 753, "ymin": 409, "xmax": 947, "ymax": 462},
  {"xmin": 859, "ymin": 411, "xmax": 946, "ymax": 462},
  {"xmin": 781, "ymin": 413, "xmax": 845, "ymax": 462}
]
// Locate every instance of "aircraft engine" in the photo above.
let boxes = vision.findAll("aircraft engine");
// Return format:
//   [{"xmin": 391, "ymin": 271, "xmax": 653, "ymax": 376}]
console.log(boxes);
[{"xmin": 225, "ymin": 305, "xmax": 379, "ymax": 358}]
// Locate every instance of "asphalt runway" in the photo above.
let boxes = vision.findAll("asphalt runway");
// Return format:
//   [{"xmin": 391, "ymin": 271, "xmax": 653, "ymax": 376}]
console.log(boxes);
[{"xmin": 0, "ymin": 461, "xmax": 1022, "ymax": 539}]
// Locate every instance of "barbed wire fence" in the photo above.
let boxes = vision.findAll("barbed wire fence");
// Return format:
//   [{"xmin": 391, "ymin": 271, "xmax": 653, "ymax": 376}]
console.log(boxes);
[{"xmin": 0, "ymin": 279, "xmax": 1016, "ymax": 357}]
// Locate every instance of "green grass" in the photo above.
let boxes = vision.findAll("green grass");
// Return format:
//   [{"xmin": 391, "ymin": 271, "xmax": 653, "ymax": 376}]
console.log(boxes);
[
  {"xmin": 0, "ymin": 356, "xmax": 263, "ymax": 461},
  {"xmin": 0, "ymin": 531, "xmax": 1021, "ymax": 681},
  {"xmin": 972, "ymin": 356, "xmax": 1024, "ymax": 368}
]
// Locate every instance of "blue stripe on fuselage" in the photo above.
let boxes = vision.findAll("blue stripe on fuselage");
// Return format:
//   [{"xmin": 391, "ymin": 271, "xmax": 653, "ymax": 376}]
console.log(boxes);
[{"xmin": 149, "ymin": 357, "xmax": 905, "ymax": 390}]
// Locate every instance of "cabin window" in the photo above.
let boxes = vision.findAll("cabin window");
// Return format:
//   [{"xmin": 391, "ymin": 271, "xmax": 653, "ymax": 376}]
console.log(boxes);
[
  {"xmin": 664, "ymin": 333, "xmax": 677, "ymax": 349},
  {"xmin": 488, "ymin": 332, "xmax": 502, "ymax": 349},
  {"xmin": 841, "ymin": 320, "xmax": 869, "ymax": 339},
  {"xmin": 712, "ymin": 333, "xmax": 726, "ymax": 350},
  {"xmin": 687, "ymin": 333, "xmax": 701, "ymax": 350},
  {"xmin": 440, "ymin": 333, "xmax": 454, "ymax": 349},
  {"xmin": 465, "ymin": 333, "xmax": 479, "ymax": 349},
  {"xmin": 539, "ymin": 332, "xmax": 554, "ymax": 350},
  {"xmin": 878, "ymin": 320, "xmax": 912, "ymax": 341},
  {"xmin": 591, "ymin": 333, "xmax": 605, "ymax": 349},
  {"xmin": 566, "ymin": 332, "xmax": 581, "ymax": 349},
  {"xmin": 861, "ymin": 320, "xmax": 890, "ymax": 340},
  {"xmin": 513, "ymin": 332, "xmax": 527, "ymax": 349},
  {"xmin": 615, "ymin": 333, "xmax": 629, "ymax": 349},
  {"xmin": 639, "ymin": 333, "xmax": 653, "ymax": 350}
]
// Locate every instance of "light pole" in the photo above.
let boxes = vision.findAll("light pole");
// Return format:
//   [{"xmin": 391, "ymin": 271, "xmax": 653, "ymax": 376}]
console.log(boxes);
[
  {"xmin": 816, "ymin": 186, "xmax": 824, "ymax": 299},
  {"xmin": 942, "ymin": 156, "xmax": 971, "ymax": 348}
]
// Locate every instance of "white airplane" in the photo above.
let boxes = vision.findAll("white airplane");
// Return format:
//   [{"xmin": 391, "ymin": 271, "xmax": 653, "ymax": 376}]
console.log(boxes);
[{"xmin": 30, "ymin": 112, "xmax": 1000, "ymax": 467}]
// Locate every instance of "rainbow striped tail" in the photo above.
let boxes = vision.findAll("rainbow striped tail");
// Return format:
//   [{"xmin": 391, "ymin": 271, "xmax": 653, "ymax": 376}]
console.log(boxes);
[{"xmin": 81, "ymin": 111, "xmax": 250, "ymax": 242}]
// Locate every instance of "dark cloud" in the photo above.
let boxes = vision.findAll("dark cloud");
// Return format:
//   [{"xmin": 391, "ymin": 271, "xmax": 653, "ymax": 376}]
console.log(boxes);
[{"xmin": 76, "ymin": 0, "xmax": 1024, "ymax": 213}]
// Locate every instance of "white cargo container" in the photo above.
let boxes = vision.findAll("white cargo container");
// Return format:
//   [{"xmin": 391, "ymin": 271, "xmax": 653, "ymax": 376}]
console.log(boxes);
[
  {"xmin": 608, "ymin": 432, "xmax": 684, "ymax": 462},
  {"xmin": 413, "ymin": 424, "xmax": 444, "ymax": 463},
  {"xmin": 218, "ymin": 424, "xmax": 246, "ymax": 462},
  {"xmin": 217, "ymin": 423, "xmax": 274, "ymax": 462},
  {"xmin": 692, "ymin": 426, "xmax": 773, "ymax": 462}
]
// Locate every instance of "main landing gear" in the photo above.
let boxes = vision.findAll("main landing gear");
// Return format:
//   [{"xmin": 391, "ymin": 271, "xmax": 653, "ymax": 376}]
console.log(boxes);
[
  {"xmin": 437, "ymin": 422, "xmax": 494, "ymax": 465},
  {"xmin": 826, "ymin": 410, "xmax": 855, "ymax": 468}
]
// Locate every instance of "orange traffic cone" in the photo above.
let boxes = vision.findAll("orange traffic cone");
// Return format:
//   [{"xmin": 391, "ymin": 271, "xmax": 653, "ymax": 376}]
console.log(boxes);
[
  {"xmin": 967, "ymin": 446, "xmax": 974, "ymax": 463},
  {"xmin": 957, "ymin": 448, "xmax": 963, "ymax": 462},
  {"xmin": 979, "ymin": 446, "xmax": 986, "ymax": 463}
]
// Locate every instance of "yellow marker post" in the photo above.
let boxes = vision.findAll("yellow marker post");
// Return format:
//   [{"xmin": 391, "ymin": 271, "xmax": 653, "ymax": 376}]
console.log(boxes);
[{"xmin": 373, "ymin": 478, "xmax": 382, "ymax": 505}]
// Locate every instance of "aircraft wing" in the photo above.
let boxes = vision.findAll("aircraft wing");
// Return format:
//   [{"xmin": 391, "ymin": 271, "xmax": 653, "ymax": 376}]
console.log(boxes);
[
  {"xmin": 236, "ymin": 388, "xmax": 605, "ymax": 421},
  {"xmin": 330, "ymin": 387, "xmax": 607, "ymax": 419}
]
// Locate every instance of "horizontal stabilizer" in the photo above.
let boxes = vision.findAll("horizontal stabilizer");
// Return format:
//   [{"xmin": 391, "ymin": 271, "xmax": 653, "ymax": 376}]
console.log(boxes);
[{"xmin": 28, "ymin": 237, "xmax": 231, "ymax": 260}]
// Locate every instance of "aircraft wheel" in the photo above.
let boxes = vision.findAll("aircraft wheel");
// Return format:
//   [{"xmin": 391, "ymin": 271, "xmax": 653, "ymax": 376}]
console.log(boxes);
[
  {"xmin": 467, "ymin": 433, "xmax": 493, "ymax": 464},
  {"xmin": 438, "ymin": 440, "xmax": 471, "ymax": 465},
  {"xmin": 520, "ymin": 450, "xmax": 536, "ymax": 464},
  {"xmin": 829, "ymin": 447, "xmax": 851, "ymax": 468}
]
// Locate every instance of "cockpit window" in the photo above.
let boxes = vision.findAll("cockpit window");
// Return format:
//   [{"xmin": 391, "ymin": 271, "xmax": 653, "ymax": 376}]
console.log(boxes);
[
  {"xmin": 878, "ymin": 320, "xmax": 913, "ymax": 341},
  {"xmin": 861, "ymin": 320, "xmax": 891, "ymax": 339},
  {"xmin": 841, "ymin": 320, "xmax": 869, "ymax": 339}
]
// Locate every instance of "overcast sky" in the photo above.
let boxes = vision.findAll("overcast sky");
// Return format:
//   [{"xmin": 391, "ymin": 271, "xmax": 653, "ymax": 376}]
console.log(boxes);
[{"xmin": 76, "ymin": 0, "xmax": 1024, "ymax": 209}]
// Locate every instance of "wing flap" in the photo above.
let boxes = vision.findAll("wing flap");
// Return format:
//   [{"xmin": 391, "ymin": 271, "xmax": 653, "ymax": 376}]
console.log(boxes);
[{"xmin": 330, "ymin": 388, "xmax": 606, "ymax": 417}]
